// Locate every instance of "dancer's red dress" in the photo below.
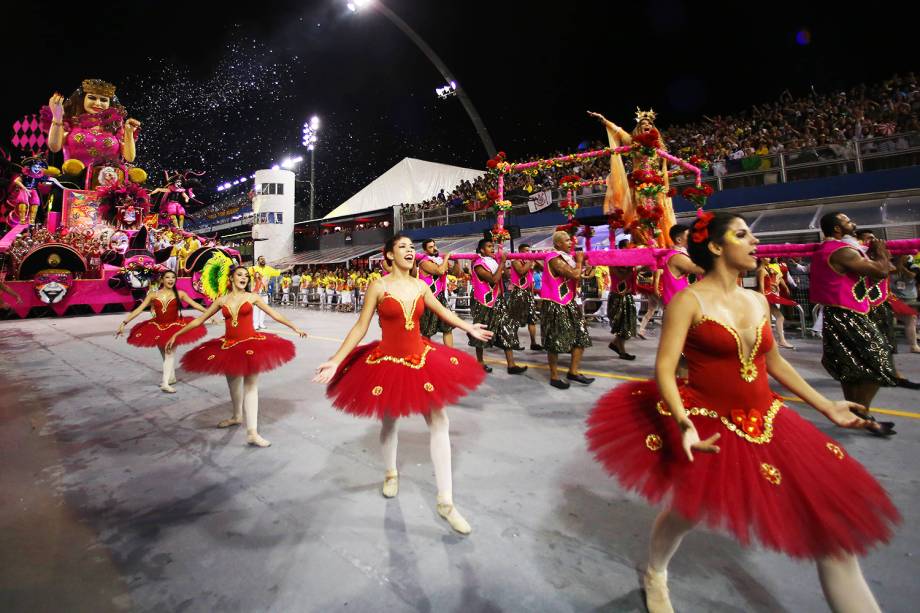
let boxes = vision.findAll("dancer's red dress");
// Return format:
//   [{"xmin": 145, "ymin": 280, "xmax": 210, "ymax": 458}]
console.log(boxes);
[
  {"xmin": 763, "ymin": 273, "xmax": 797, "ymax": 307},
  {"xmin": 181, "ymin": 300, "xmax": 295, "ymax": 376},
  {"xmin": 586, "ymin": 315, "xmax": 899, "ymax": 559},
  {"xmin": 127, "ymin": 295, "xmax": 206, "ymax": 349},
  {"xmin": 327, "ymin": 287, "xmax": 484, "ymax": 419}
]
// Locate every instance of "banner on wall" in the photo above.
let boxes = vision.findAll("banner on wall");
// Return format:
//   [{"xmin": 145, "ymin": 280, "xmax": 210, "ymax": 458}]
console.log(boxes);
[{"xmin": 527, "ymin": 190, "xmax": 553, "ymax": 213}]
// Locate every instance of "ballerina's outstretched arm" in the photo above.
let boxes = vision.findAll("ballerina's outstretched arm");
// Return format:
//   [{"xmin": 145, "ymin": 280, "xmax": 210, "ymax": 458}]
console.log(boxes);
[
  {"xmin": 177, "ymin": 290, "xmax": 209, "ymax": 314},
  {"xmin": 420, "ymin": 280, "xmax": 492, "ymax": 342},
  {"xmin": 252, "ymin": 296, "xmax": 307, "ymax": 337},
  {"xmin": 758, "ymin": 292, "xmax": 866, "ymax": 429},
  {"xmin": 116, "ymin": 292, "xmax": 154, "ymax": 337},
  {"xmin": 655, "ymin": 291, "xmax": 722, "ymax": 462},
  {"xmin": 313, "ymin": 278, "xmax": 384, "ymax": 383}
]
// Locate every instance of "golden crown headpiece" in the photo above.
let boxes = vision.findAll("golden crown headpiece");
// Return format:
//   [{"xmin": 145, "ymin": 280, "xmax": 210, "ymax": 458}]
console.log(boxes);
[
  {"xmin": 635, "ymin": 107, "xmax": 657, "ymax": 124},
  {"xmin": 82, "ymin": 79, "xmax": 116, "ymax": 98}
]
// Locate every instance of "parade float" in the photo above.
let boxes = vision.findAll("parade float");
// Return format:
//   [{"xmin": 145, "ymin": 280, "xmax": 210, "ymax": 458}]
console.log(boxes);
[{"xmin": 0, "ymin": 78, "xmax": 238, "ymax": 317}]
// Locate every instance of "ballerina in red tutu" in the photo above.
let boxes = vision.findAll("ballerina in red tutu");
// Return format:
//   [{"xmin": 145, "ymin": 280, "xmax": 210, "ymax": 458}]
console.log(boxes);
[
  {"xmin": 166, "ymin": 256, "xmax": 307, "ymax": 448},
  {"xmin": 313, "ymin": 234, "xmax": 492, "ymax": 535},
  {"xmin": 757, "ymin": 256, "xmax": 797, "ymax": 349},
  {"xmin": 586, "ymin": 212, "xmax": 899, "ymax": 613},
  {"xmin": 116, "ymin": 270, "xmax": 209, "ymax": 393}
]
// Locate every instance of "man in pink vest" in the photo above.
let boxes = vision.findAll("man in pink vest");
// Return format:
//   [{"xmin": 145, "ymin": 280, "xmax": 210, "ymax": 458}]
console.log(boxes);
[
  {"xmin": 811, "ymin": 211, "xmax": 897, "ymax": 436},
  {"xmin": 656, "ymin": 224, "xmax": 705, "ymax": 308},
  {"xmin": 508, "ymin": 243, "xmax": 543, "ymax": 351},
  {"xmin": 468, "ymin": 238, "xmax": 528, "ymax": 375},
  {"xmin": 856, "ymin": 229, "xmax": 920, "ymax": 390},
  {"xmin": 417, "ymin": 239, "xmax": 459, "ymax": 347},
  {"xmin": 541, "ymin": 231, "xmax": 595, "ymax": 389}
]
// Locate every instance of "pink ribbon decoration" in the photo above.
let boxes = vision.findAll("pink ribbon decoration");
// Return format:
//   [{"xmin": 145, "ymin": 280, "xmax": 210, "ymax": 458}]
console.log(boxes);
[{"xmin": 754, "ymin": 238, "xmax": 920, "ymax": 258}]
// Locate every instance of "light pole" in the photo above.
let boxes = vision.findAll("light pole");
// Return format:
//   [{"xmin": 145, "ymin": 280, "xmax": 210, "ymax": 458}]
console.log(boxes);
[
  {"xmin": 302, "ymin": 115, "xmax": 320, "ymax": 220},
  {"xmin": 346, "ymin": 0, "xmax": 496, "ymax": 158}
]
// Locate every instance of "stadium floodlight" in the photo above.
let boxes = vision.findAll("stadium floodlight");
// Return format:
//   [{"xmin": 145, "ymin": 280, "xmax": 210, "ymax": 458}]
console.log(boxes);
[{"xmin": 436, "ymin": 81, "xmax": 458, "ymax": 99}]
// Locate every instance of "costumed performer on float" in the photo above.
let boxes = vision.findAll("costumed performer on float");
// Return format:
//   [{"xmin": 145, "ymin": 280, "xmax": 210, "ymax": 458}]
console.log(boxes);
[
  {"xmin": 586, "ymin": 211, "xmax": 898, "ymax": 613},
  {"xmin": 166, "ymin": 253, "xmax": 308, "ymax": 448},
  {"xmin": 314, "ymin": 234, "xmax": 492, "ymax": 535},
  {"xmin": 588, "ymin": 108, "xmax": 677, "ymax": 248},
  {"xmin": 7, "ymin": 157, "xmax": 66, "ymax": 226},
  {"xmin": 116, "ymin": 270, "xmax": 208, "ymax": 393}
]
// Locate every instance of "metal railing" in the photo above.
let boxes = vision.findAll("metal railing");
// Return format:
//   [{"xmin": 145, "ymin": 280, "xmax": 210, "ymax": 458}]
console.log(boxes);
[{"xmin": 399, "ymin": 133, "xmax": 920, "ymax": 230}]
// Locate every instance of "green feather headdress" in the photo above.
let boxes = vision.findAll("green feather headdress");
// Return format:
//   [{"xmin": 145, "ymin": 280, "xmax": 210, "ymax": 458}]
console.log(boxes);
[{"xmin": 201, "ymin": 252, "xmax": 234, "ymax": 299}]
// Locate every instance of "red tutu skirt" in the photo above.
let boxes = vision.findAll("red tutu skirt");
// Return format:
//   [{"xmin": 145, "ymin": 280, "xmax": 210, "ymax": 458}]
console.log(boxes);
[
  {"xmin": 766, "ymin": 293, "xmax": 797, "ymax": 307},
  {"xmin": 889, "ymin": 297, "xmax": 918, "ymax": 317},
  {"xmin": 127, "ymin": 318, "xmax": 206, "ymax": 349},
  {"xmin": 585, "ymin": 379, "xmax": 900, "ymax": 559},
  {"xmin": 327, "ymin": 341, "xmax": 485, "ymax": 419},
  {"xmin": 180, "ymin": 333, "xmax": 296, "ymax": 377}
]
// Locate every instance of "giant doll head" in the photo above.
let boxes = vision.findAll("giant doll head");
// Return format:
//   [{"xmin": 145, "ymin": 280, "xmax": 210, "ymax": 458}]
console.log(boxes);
[{"xmin": 18, "ymin": 244, "xmax": 88, "ymax": 304}]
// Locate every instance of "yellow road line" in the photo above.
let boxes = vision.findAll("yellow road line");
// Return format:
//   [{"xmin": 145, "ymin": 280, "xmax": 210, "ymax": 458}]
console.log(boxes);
[
  {"xmin": 485, "ymin": 359, "xmax": 920, "ymax": 418},
  {"xmin": 775, "ymin": 396, "xmax": 920, "ymax": 419},
  {"xmin": 273, "ymin": 329, "xmax": 920, "ymax": 418}
]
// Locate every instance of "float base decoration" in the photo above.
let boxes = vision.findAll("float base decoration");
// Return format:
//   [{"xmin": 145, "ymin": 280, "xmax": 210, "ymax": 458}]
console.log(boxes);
[{"xmin": 1, "ymin": 267, "xmax": 210, "ymax": 319}]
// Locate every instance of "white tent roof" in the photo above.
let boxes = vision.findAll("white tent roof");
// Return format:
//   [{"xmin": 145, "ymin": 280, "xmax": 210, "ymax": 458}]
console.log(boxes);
[{"xmin": 323, "ymin": 157, "xmax": 484, "ymax": 220}]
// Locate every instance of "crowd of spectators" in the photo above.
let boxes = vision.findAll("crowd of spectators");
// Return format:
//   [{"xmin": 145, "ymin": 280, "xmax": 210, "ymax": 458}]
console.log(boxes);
[{"xmin": 401, "ymin": 73, "xmax": 920, "ymax": 218}]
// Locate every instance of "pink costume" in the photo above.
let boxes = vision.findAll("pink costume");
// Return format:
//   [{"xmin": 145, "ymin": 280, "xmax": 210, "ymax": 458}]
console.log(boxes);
[
  {"xmin": 809, "ymin": 240, "xmax": 871, "ymax": 313},
  {"xmin": 416, "ymin": 254, "xmax": 448, "ymax": 296},
  {"xmin": 539, "ymin": 252, "xmax": 576, "ymax": 306},
  {"xmin": 509, "ymin": 264, "xmax": 534, "ymax": 290},
  {"xmin": 163, "ymin": 185, "xmax": 187, "ymax": 217},
  {"xmin": 660, "ymin": 249, "xmax": 690, "ymax": 306},
  {"xmin": 471, "ymin": 256, "xmax": 500, "ymax": 307},
  {"xmin": 40, "ymin": 106, "xmax": 126, "ymax": 167}
]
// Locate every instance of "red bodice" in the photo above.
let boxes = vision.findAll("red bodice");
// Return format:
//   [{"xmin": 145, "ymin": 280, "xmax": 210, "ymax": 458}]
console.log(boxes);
[
  {"xmin": 366, "ymin": 290, "xmax": 429, "ymax": 366},
  {"xmin": 151, "ymin": 296, "xmax": 180, "ymax": 324},
  {"xmin": 763, "ymin": 273, "xmax": 779, "ymax": 296},
  {"xmin": 221, "ymin": 301, "xmax": 266, "ymax": 348},
  {"xmin": 677, "ymin": 317, "xmax": 777, "ymax": 439}
]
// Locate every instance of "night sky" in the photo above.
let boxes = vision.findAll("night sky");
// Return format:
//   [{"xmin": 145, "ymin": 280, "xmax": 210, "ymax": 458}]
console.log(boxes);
[{"xmin": 3, "ymin": 0, "xmax": 915, "ymax": 214}]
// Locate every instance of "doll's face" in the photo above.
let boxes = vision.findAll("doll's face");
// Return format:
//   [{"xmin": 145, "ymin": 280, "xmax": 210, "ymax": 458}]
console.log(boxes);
[
  {"xmin": 84, "ymin": 94, "xmax": 111, "ymax": 114},
  {"xmin": 99, "ymin": 167, "xmax": 118, "ymax": 186}
]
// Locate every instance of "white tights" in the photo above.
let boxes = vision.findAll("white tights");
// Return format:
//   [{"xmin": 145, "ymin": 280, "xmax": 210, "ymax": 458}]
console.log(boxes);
[
  {"xmin": 226, "ymin": 374, "xmax": 261, "ymax": 433},
  {"xmin": 639, "ymin": 295, "xmax": 661, "ymax": 335},
  {"xmin": 380, "ymin": 409, "xmax": 454, "ymax": 503},
  {"xmin": 771, "ymin": 305, "xmax": 790, "ymax": 346},
  {"xmin": 158, "ymin": 348, "xmax": 176, "ymax": 387},
  {"xmin": 647, "ymin": 509, "xmax": 881, "ymax": 612}
]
